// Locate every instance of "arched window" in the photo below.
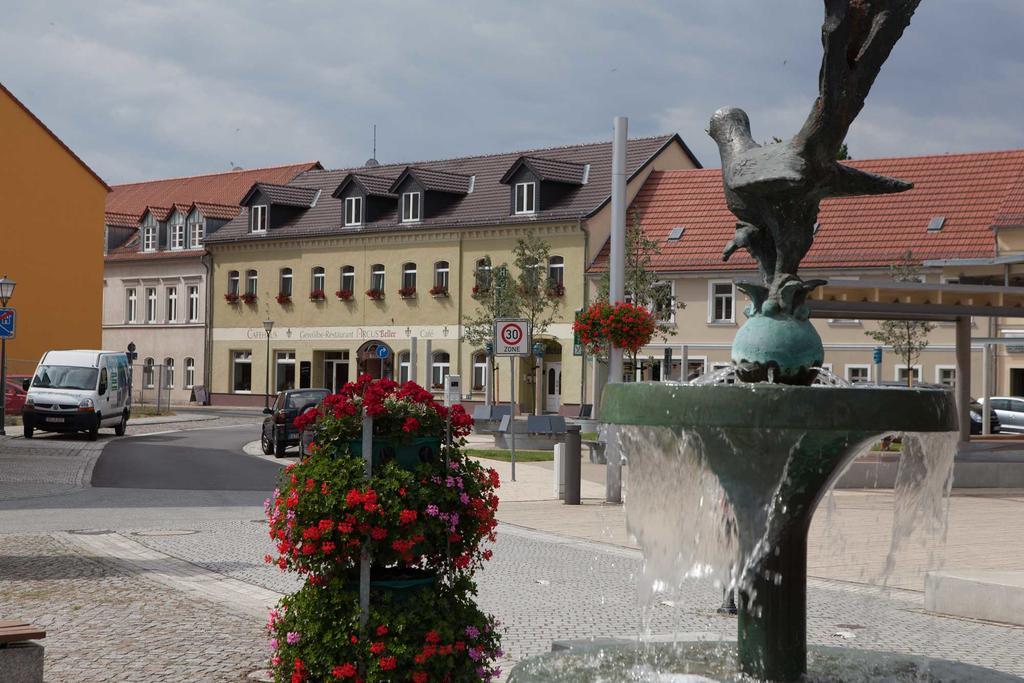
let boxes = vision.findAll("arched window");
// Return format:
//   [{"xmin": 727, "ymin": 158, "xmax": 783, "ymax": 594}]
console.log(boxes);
[
  {"xmin": 401, "ymin": 262, "xmax": 417, "ymax": 294},
  {"xmin": 398, "ymin": 351, "xmax": 411, "ymax": 384},
  {"xmin": 548, "ymin": 255, "xmax": 564, "ymax": 286},
  {"xmin": 472, "ymin": 351, "xmax": 488, "ymax": 391},
  {"xmin": 474, "ymin": 257, "xmax": 492, "ymax": 292},
  {"xmin": 311, "ymin": 266, "xmax": 326, "ymax": 295},
  {"xmin": 185, "ymin": 357, "xmax": 196, "ymax": 389},
  {"xmin": 370, "ymin": 264, "xmax": 385, "ymax": 292},
  {"xmin": 279, "ymin": 268, "xmax": 293, "ymax": 297},
  {"xmin": 164, "ymin": 358, "xmax": 175, "ymax": 389},
  {"xmin": 143, "ymin": 357, "xmax": 155, "ymax": 389},
  {"xmin": 431, "ymin": 351, "xmax": 450, "ymax": 388},
  {"xmin": 340, "ymin": 266, "xmax": 355, "ymax": 294},
  {"xmin": 434, "ymin": 261, "xmax": 450, "ymax": 292},
  {"xmin": 245, "ymin": 269, "xmax": 258, "ymax": 296},
  {"xmin": 227, "ymin": 270, "xmax": 239, "ymax": 296}
]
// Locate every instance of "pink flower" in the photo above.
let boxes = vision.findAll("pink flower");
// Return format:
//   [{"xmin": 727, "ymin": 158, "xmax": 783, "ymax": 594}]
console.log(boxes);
[
  {"xmin": 269, "ymin": 638, "xmax": 279, "ymax": 651},
  {"xmin": 286, "ymin": 631, "xmax": 301, "ymax": 645}
]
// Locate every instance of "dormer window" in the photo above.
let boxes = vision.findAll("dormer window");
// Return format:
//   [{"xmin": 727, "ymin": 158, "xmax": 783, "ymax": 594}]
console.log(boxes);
[
  {"xmin": 142, "ymin": 225, "xmax": 156, "ymax": 252},
  {"xmin": 515, "ymin": 182, "xmax": 536, "ymax": 214},
  {"xmin": 170, "ymin": 222, "xmax": 185, "ymax": 250},
  {"xmin": 401, "ymin": 192, "xmax": 421, "ymax": 223},
  {"xmin": 345, "ymin": 196, "xmax": 363, "ymax": 226},
  {"xmin": 251, "ymin": 205, "xmax": 268, "ymax": 233}
]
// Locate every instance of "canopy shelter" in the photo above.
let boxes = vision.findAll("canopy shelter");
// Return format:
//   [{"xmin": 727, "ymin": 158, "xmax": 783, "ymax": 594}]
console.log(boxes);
[{"xmin": 806, "ymin": 279, "xmax": 1024, "ymax": 442}]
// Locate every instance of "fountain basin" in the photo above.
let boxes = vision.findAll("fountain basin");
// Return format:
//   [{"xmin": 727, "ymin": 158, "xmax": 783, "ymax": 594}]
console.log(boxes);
[{"xmin": 598, "ymin": 383, "xmax": 958, "ymax": 682}]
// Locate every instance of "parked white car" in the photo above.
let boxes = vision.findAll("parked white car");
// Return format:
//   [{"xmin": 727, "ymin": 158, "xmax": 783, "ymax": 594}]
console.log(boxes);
[
  {"xmin": 977, "ymin": 397, "xmax": 1024, "ymax": 434},
  {"xmin": 21, "ymin": 350, "xmax": 132, "ymax": 440}
]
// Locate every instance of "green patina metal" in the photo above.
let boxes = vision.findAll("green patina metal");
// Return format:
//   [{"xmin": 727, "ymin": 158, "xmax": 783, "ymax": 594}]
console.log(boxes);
[{"xmin": 600, "ymin": 382, "xmax": 957, "ymax": 681}]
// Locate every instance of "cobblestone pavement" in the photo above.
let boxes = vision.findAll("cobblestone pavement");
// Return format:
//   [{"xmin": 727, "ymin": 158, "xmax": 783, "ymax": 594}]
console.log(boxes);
[
  {"xmin": 125, "ymin": 519, "xmax": 1024, "ymax": 677},
  {"xmin": 0, "ymin": 533, "xmax": 265, "ymax": 683}
]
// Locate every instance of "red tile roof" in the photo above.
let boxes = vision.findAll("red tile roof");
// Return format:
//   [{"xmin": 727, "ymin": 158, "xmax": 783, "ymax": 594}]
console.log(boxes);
[
  {"xmin": 104, "ymin": 211, "xmax": 138, "ymax": 228},
  {"xmin": 105, "ymin": 161, "xmax": 321, "ymax": 217},
  {"xmin": 590, "ymin": 150, "xmax": 1024, "ymax": 273}
]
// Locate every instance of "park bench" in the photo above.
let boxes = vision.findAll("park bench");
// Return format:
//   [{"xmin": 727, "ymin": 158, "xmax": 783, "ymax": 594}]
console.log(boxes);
[
  {"xmin": 581, "ymin": 439, "xmax": 608, "ymax": 464},
  {"xmin": 0, "ymin": 619, "xmax": 46, "ymax": 683},
  {"xmin": 526, "ymin": 415, "xmax": 567, "ymax": 436},
  {"xmin": 472, "ymin": 405, "xmax": 512, "ymax": 433}
]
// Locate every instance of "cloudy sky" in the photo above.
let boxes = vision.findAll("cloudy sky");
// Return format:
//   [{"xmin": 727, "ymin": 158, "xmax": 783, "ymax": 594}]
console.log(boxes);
[{"xmin": 4, "ymin": 1, "xmax": 1023, "ymax": 184}]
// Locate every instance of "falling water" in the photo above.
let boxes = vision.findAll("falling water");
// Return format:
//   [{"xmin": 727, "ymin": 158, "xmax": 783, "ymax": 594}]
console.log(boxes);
[{"xmin": 688, "ymin": 365, "xmax": 851, "ymax": 387}]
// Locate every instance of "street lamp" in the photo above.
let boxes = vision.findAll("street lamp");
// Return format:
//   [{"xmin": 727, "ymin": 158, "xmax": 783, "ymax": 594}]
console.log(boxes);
[
  {"xmin": 0, "ymin": 275, "xmax": 16, "ymax": 436},
  {"xmin": 263, "ymin": 319, "xmax": 274, "ymax": 413}
]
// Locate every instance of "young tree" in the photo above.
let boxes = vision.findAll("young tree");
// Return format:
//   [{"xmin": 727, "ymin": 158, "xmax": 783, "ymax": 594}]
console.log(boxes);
[
  {"xmin": 866, "ymin": 250, "xmax": 934, "ymax": 386},
  {"xmin": 596, "ymin": 209, "xmax": 682, "ymax": 368},
  {"xmin": 464, "ymin": 262, "xmax": 516, "ymax": 348}
]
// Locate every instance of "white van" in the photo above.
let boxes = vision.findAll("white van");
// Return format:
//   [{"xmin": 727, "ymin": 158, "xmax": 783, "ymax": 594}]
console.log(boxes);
[{"xmin": 21, "ymin": 350, "xmax": 132, "ymax": 440}]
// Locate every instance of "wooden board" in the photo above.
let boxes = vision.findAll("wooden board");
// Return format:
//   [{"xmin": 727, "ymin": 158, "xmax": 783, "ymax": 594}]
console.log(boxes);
[{"xmin": 0, "ymin": 624, "xmax": 46, "ymax": 642}]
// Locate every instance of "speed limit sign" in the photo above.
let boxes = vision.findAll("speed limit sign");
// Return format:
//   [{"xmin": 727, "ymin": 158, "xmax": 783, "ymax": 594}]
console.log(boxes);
[{"xmin": 494, "ymin": 318, "xmax": 531, "ymax": 356}]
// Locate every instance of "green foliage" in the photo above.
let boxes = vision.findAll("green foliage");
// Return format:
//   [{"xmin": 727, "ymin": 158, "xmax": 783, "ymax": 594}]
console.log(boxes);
[{"xmin": 865, "ymin": 250, "xmax": 934, "ymax": 386}]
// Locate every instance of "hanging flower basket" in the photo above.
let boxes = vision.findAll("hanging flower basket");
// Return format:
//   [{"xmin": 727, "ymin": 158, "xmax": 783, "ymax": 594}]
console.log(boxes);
[
  {"xmin": 429, "ymin": 285, "xmax": 449, "ymax": 297},
  {"xmin": 336, "ymin": 289, "xmax": 353, "ymax": 301},
  {"xmin": 276, "ymin": 293, "xmax": 291, "ymax": 304},
  {"xmin": 471, "ymin": 284, "xmax": 489, "ymax": 299},
  {"xmin": 309, "ymin": 289, "xmax": 326, "ymax": 301},
  {"xmin": 366, "ymin": 288, "xmax": 385, "ymax": 301},
  {"xmin": 573, "ymin": 300, "xmax": 656, "ymax": 355},
  {"xmin": 398, "ymin": 286, "xmax": 417, "ymax": 299},
  {"xmin": 240, "ymin": 292, "xmax": 257, "ymax": 305},
  {"xmin": 224, "ymin": 292, "xmax": 240, "ymax": 304}
]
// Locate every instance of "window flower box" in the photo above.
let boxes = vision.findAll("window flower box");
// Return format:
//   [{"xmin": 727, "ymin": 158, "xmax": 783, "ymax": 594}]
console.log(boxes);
[
  {"xmin": 336, "ymin": 289, "xmax": 353, "ymax": 301},
  {"xmin": 547, "ymin": 283, "xmax": 566, "ymax": 298},
  {"xmin": 398, "ymin": 286, "xmax": 416, "ymax": 299},
  {"xmin": 309, "ymin": 289, "xmax": 326, "ymax": 301},
  {"xmin": 366, "ymin": 288, "xmax": 385, "ymax": 301},
  {"xmin": 224, "ymin": 293, "xmax": 240, "ymax": 304},
  {"xmin": 429, "ymin": 285, "xmax": 449, "ymax": 297},
  {"xmin": 240, "ymin": 293, "xmax": 257, "ymax": 305},
  {"xmin": 276, "ymin": 293, "xmax": 291, "ymax": 305},
  {"xmin": 471, "ymin": 284, "xmax": 490, "ymax": 299}
]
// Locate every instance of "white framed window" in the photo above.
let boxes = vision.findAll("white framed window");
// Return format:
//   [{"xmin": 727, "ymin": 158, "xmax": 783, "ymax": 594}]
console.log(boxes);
[
  {"xmin": 652, "ymin": 280, "xmax": 675, "ymax": 323},
  {"xmin": 276, "ymin": 351, "xmax": 296, "ymax": 392},
  {"xmin": 371, "ymin": 264, "xmax": 385, "ymax": 291},
  {"xmin": 402, "ymin": 263, "xmax": 417, "ymax": 290},
  {"xmin": 398, "ymin": 351, "xmax": 411, "ymax": 384},
  {"xmin": 184, "ymin": 357, "xmax": 196, "ymax": 389},
  {"xmin": 164, "ymin": 358, "xmax": 175, "ymax": 388},
  {"xmin": 246, "ymin": 269, "xmax": 258, "ymax": 296},
  {"xmin": 189, "ymin": 221, "xmax": 204, "ymax": 248},
  {"xmin": 548, "ymin": 255, "xmax": 564, "ymax": 286},
  {"xmin": 515, "ymin": 181, "xmax": 536, "ymax": 214},
  {"xmin": 187, "ymin": 285, "xmax": 200, "ymax": 322},
  {"xmin": 401, "ymin": 192, "xmax": 421, "ymax": 222},
  {"xmin": 142, "ymin": 226, "xmax": 156, "ymax": 252},
  {"xmin": 895, "ymin": 365, "xmax": 922, "ymax": 384},
  {"xmin": 935, "ymin": 365, "xmax": 956, "ymax": 387},
  {"xmin": 250, "ymin": 205, "xmax": 268, "ymax": 233},
  {"xmin": 684, "ymin": 357, "xmax": 708, "ymax": 382},
  {"xmin": 846, "ymin": 364, "xmax": 871, "ymax": 384},
  {"xmin": 232, "ymin": 351, "xmax": 252, "ymax": 393},
  {"xmin": 279, "ymin": 268, "xmax": 293, "ymax": 297},
  {"xmin": 126, "ymin": 288, "xmax": 137, "ymax": 323},
  {"xmin": 709, "ymin": 281, "xmax": 735, "ymax": 323},
  {"xmin": 166, "ymin": 287, "xmax": 178, "ymax": 323},
  {"xmin": 341, "ymin": 266, "xmax": 355, "ymax": 294},
  {"xmin": 145, "ymin": 287, "xmax": 157, "ymax": 323},
  {"xmin": 434, "ymin": 261, "xmax": 449, "ymax": 290},
  {"xmin": 227, "ymin": 271, "xmax": 240, "ymax": 296},
  {"xmin": 472, "ymin": 351, "xmax": 488, "ymax": 391},
  {"xmin": 143, "ymin": 357, "xmax": 155, "ymax": 388},
  {"xmin": 345, "ymin": 196, "xmax": 363, "ymax": 226},
  {"xmin": 311, "ymin": 266, "xmax": 326, "ymax": 294},
  {"xmin": 431, "ymin": 351, "xmax": 450, "ymax": 388},
  {"xmin": 170, "ymin": 223, "xmax": 185, "ymax": 250}
]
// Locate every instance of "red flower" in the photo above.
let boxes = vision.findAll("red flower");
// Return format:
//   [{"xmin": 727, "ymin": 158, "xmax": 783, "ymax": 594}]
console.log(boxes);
[
  {"xmin": 412, "ymin": 673, "xmax": 428, "ymax": 683},
  {"xmin": 399, "ymin": 509, "xmax": 417, "ymax": 525},
  {"xmin": 425, "ymin": 630, "xmax": 440, "ymax": 644},
  {"xmin": 370, "ymin": 641, "xmax": 386, "ymax": 654},
  {"xmin": 375, "ymin": 625, "xmax": 388, "ymax": 637},
  {"xmin": 331, "ymin": 663, "xmax": 357, "ymax": 679},
  {"xmin": 401, "ymin": 417, "xmax": 420, "ymax": 433},
  {"xmin": 378, "ymin": 656, "xmax": 397, "ymax": 670}
]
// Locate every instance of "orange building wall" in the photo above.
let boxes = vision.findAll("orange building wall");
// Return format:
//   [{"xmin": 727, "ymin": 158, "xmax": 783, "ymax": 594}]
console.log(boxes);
[{"xmin": 0, "ymin": 85, "xmax": 108, "ymax": 372}]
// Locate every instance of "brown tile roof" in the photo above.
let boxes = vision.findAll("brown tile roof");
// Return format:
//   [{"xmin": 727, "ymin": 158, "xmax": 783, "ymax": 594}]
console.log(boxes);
[
  {"xmin": 193, "ymin": 201, "xmax": 241, "ymax": 221},
  {"xmin": 144, "ymin": 206, "xmax": 172, "ymax": 222},
  {"xmin": 105, "ymin": 161, "xmax": 320, "ymax": 217},
  {"xmin": 500, "ymin": 156, "xmax": 587, "ymax": 185},
  {"xmin": 104, "ymin": 211, "xmax": 139, "ymax": 228},
  {"xmin": 993, "ymin": 168, "xmax": 1024, "ymax": 228},
  {"xmin": 333, "ymin": 173, "xmax": 397, "ymax": 198},
  {"xmin": 207, "ymin": 135, "xmax": 696, "ymax": 244},
  {"xmin": 390, "ymin": 167, "xmax": 473, "ymax": 194},
  {"xmin": 244, "ymin": 183, "xmax": 320, "ymax": 208},
  {"xmin": 590, "ymin": 149, "xmax": 1024, "ymax": 273}
]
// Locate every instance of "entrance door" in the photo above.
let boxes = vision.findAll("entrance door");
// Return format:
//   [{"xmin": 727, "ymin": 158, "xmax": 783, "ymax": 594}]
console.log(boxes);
[
  {"xmin": 324, "ymin": 360, "xmax": 349, "ymax": 393},
  {"xmin": 1012, "ymin": 369, "xmax": 1024, "ymax": 398},
  {"xmin": 545, "ymin": 363, "xmax": 561, "ymax": 413}
]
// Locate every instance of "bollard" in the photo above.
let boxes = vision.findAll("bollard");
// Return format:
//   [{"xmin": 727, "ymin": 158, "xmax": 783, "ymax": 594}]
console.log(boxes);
[{"xmin": 564, "ymin": 425, "xmax": 582, "ymax": 505}]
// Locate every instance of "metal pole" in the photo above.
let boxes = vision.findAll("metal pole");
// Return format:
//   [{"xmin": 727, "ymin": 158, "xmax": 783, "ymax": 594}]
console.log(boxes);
[
  {"xmin": 509, "ymin": 355, "xmax": 517, "ymax": 482},
  {"xmin": 0, "ymin": 337, "xmax": 7, "ymax": 436},
  {"xmin": 264, "ymin": 331, "xmax": 272, "ymax": 411},
  {"xmin": 605, "ymin": 116, "xmax": 627, "ymax": 504},
  {"xmin": 410, "ymin": 336, "xmax": 417, "ymax": 385},
  {"xmin": 564, "ymin": 425, "xmax": 581, "ymax": 505},
  {"xmin": 681, "ymin": 344, "xmax": 689, "ymax": 382},
  {"xmin": 359, "ymin": 410, "xmax": 372, "ymax": 627},
  {"xmin": 485, "ymin": 351, "xmax": 493, "ymax": 408},
  {"xmin": 982, "ymin": 342, "xmax": 992, "ymax": 436},
  {"xmin": 425, "ymin": 339, "xmax": 432, "ymax": 389},
  {"xmin": 955, "ymin": 316, "xmax": 972, "ymax": 443}
]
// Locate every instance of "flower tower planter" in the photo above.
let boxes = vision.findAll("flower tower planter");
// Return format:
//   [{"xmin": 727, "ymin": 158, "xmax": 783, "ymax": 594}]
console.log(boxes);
[{"xmin": 266, "ymin": 376, "xmax": 503, "ymax": 681}]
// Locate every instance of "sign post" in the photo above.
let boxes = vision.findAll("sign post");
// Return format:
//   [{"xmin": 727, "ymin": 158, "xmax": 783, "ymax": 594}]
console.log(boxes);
[
  {"xmin": 0, "ymin": 308, "xmax": 15, "ymax": 437},
  {"xmin": 873, "ymin": 346, "xmax": 883, "ymax": 386},
  {"xmin": 494, "ymin": 319, "xmax": 531, "ymax": 482}
]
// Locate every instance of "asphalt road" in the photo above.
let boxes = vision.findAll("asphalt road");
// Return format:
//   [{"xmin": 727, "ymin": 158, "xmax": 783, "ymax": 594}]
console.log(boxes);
[{"xmin": 91, "ymin": 425, "xmax": 282, "ymax": 490}]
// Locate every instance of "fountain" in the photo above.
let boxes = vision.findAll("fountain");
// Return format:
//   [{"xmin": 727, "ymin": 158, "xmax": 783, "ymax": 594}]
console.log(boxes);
[{"xmin": 509, "ymin": 2, "xmax": 1019, "ymax": 681}]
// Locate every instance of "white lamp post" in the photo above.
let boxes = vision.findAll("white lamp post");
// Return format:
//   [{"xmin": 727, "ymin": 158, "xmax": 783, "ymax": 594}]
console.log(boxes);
[
  {"xmin": 263, "ymin": 319, "xmax": 274, "ymax": 412},
  {"xmin": 0, "ymin": 275, "xmax": 17, "ymax": 436}
]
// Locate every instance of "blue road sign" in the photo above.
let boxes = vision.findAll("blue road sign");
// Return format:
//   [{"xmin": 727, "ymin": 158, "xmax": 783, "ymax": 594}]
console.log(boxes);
[
  {"xmin": 0, "ymin": 308, "xmax": 15, "ymax": 340},
  {"xmin": 872, "ymin": 346, "xmax": 883, "ymax": 364},
  {"xmin": 376, "ymin": 345, "xmax": 390, "ymax": 360}
]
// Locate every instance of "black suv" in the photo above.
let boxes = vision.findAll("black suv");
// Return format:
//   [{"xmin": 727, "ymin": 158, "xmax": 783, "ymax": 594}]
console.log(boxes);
[{"xmin": 261, "ymin": 389, "xmax": 329, "ymax": 457}]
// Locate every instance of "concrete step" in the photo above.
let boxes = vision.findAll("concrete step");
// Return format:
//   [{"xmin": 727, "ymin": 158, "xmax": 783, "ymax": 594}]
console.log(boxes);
[{"xmin": 925, "ymin": 570, "xmax": 1024, "ymax": 626}]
